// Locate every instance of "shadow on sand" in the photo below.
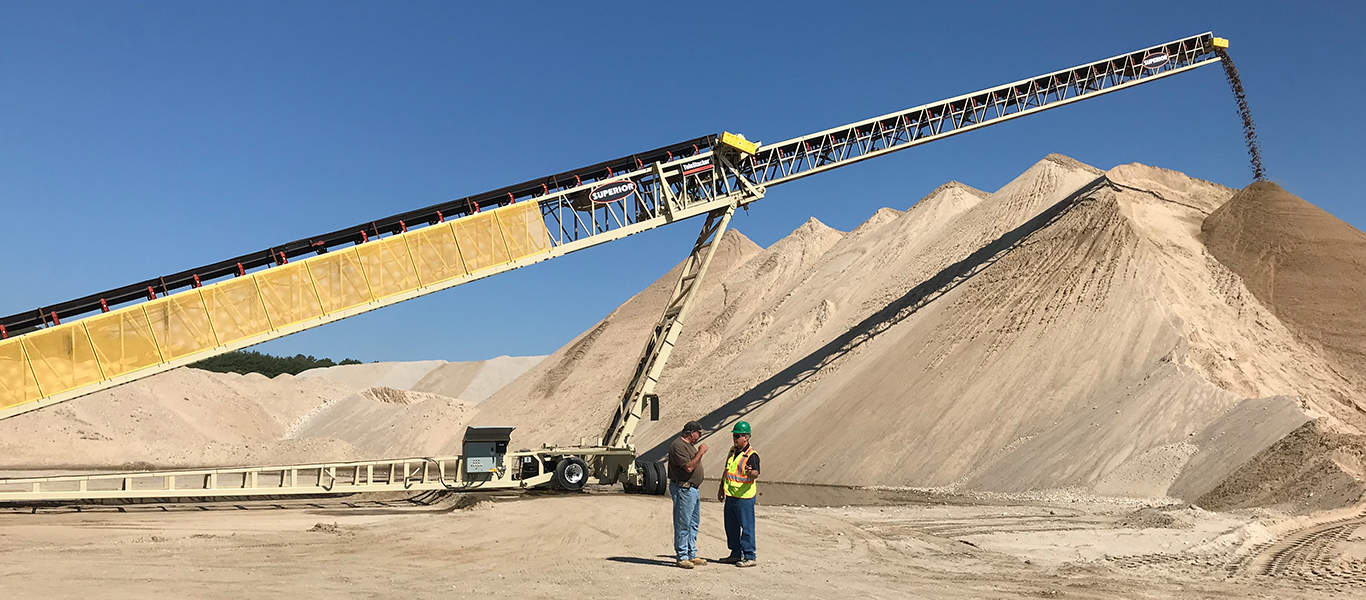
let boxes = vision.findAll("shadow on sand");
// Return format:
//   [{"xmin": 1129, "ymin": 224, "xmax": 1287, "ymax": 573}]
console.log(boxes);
[
  {"xmin": 642, "ymin": 175, "xmax": 1109, "ymax": 461},
  {"xmin": 605, "ymin": 555, "xmax": 684, "ymax": 567}
]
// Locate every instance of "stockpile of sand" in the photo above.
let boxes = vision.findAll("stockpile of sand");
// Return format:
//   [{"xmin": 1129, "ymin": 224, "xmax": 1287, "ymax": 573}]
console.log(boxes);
[
  {"xmin": 0, "ymin": 354, "xmax": 544, "ymax": 469},
  {"xmin": 1201, "ymin": 181, "xmax": 1366, "ymax": 418},
  {"xmin": 474, "ymin": 156, "xmax": 1366, "ymax": 510},
  {"xmin": 1189, "ymin": 181, "xmax": 1366, "ymax": 512},
  {"xmin": 0, "ymin": 368, "xmax": 362, "ymax": 468}
]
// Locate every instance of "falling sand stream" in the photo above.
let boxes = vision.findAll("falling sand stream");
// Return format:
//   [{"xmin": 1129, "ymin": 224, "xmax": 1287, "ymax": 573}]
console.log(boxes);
[{"xmin": 1216, "ymin": 48, "xmax": 1267, "ymax": 181}]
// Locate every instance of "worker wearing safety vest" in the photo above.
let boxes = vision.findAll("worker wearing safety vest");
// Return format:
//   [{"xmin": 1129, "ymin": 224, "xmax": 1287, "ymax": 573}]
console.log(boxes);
[{"xmin": 716, "ymin": 420, "xmax": 760, "ymax": 567}]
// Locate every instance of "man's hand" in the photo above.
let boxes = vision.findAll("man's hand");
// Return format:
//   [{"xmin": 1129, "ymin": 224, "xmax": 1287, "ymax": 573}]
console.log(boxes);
[
  {"xmin": 684, "ymin": 442, "xmax": 708, "ymax": 473},
  {"xmin": 717, "ymin": 484, "xmax": 725, "ymax": 502}
]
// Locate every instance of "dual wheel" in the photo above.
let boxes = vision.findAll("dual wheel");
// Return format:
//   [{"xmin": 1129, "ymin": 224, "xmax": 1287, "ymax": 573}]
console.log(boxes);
[
  {"xmin": 623, "ymin": 459, "xmax": 667, "ymax": 495},
  {"xmin": 552, "ymin": 456, "xmax": 589, "ymax": 492},
  {"xmin": 551, "ymin": 457, "xmax": 668, "ymax": 495}
]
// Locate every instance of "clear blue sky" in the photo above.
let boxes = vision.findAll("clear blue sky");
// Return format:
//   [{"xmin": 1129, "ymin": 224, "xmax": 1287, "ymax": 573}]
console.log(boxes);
[{"xmin": 2, "ymin": 2, "xmax": 1361, "ymax": 362}]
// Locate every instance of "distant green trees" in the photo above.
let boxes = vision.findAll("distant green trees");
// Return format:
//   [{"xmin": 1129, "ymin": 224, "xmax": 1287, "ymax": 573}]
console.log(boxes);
[{"xmin": 190, "ymin": 350, "xmax": 363, "ymax": 377}]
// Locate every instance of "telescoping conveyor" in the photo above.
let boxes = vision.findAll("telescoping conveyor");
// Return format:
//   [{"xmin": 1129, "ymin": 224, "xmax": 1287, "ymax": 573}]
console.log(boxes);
[{"xmin": 0, "ymin": 33, "xmax": 1232, "ymax": 503}]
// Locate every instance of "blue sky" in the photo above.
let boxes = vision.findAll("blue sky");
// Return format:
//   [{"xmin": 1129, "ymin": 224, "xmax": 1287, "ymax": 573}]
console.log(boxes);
[{"xmin": 2, "ymin": 2, "xmax": 1362, "ymax": 362}]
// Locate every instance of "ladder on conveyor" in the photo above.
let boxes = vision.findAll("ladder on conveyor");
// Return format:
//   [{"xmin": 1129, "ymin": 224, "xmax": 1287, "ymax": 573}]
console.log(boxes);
[{"xmin": 0, "ymin": 33, "xmax": 1234, "ymax": 503}]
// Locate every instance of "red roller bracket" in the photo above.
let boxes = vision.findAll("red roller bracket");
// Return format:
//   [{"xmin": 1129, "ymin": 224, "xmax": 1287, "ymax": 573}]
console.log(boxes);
[
  {"xmin": 0, "ymin": 324, "xmax": 7, "ymax": 339},
  {"xmin": 146, "ymin": 286, "xmax": 157, "ymax": 301},
  {"xmin": 399, "ymin": 220, "xmax": 408, "ymax": 233},
  {"xmin": 236, "ymin": 262, "xmax": 245, "ymax": 277},
  {"xmin": 507, "ymin": 192, "xmax": 515, "ymax": 204},
  {"xmin": 359, "ymin": 230, "xmax": 369, "ymax": 243},
  {"xmin": 192, "ymin": 274, "xmax": 202, "ymax": 288},
  {"xmin": 50, "ymin": 311, "xmax": 60, "ymax": 326},
  {"xmin": 100, "ymin": 298, "xmax": 109, "ymax": 313},
  {"xmin": 277, "ymin": 251, "xmax": 288, "ymax": 265},
  {"xmin": 472, "ymin": 201, "xmax": 480, "ymax": 213},
  {"xmin": 541, "ymin": 183, "xmax": 549, "ymax": 196}
]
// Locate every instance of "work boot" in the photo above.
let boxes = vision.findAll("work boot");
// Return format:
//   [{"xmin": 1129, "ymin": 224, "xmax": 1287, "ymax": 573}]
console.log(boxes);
[
  {"xmin": 736, "ymin": 559, "xmax": 757, "ymax": 568},
  {"xmin": 676, "ymin": 559, "xmax": 694, "ymax": 569},
  {"xmin": 689, "ymin": 558, "xmax": 708, "ymax": 566},
  {"xmin": 717, "ymin": 555, "xmax": 741, "ymax": 564}
]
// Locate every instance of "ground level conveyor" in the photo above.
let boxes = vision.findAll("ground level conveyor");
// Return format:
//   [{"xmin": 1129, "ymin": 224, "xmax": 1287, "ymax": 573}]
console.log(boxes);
[
  {"xmin": 0, "ymin": 429, "xmax": 640, "ymax": 503},
  {"xmin": 0, "ymin": 32, "xmax": 1228, "ymax": 428}
]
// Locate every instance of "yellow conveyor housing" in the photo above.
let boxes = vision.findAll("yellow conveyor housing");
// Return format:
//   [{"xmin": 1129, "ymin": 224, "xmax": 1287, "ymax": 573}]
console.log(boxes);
[{"xmin": 0, "ymin": 201, "xmax": 550, "ymax": 418}]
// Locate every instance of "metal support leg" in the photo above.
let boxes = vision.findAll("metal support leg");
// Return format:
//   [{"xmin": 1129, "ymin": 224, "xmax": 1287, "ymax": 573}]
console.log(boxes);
[{"xmin": 600, "ymin": 202, "xmax": 739, "ymax": 452}]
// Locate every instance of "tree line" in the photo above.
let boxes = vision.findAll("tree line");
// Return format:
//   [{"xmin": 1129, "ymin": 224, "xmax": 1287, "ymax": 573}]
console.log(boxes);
[{"xmin": 190, "ymin": 350, "xmax": 363, "ymax": 377}]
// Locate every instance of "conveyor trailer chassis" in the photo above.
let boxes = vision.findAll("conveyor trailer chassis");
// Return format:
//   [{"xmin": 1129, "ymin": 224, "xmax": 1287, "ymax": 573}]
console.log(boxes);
[{"xmin": 0, "ymin": 443, "xmax": 660, "ymax": 505}]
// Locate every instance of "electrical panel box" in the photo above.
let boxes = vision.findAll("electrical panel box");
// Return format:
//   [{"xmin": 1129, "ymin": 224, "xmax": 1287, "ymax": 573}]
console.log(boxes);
[{"xmin": 463, "ymin": 426, "xmax": 514, "ymax": 475}]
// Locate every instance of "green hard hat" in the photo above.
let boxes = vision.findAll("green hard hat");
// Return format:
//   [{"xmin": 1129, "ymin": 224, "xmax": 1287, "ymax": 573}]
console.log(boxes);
[{"xmin": 732, "ymin": 421, "xmax": 751, "ymax": 435}]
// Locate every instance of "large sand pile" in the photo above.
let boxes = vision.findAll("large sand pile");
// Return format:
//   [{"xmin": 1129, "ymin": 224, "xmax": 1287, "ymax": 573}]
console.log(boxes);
[
  {"xmin": 0, "ymin": 368, "xmax": 361, "ymax": 468},
  {"xmin": 0, "ymin": 354, "xmax": 544, "ymax": 468},
  {"xmin": 1201, "ymin": 181, "xmax": 1366, "ymax": 419},
  {"xmin": 474, "ymin": 156, "xmax": 1366, "ymax": 510}
]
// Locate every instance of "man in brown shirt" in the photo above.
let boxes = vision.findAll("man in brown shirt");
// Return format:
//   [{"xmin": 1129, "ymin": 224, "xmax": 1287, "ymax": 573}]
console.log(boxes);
[{"xmin": 667, "ymin": 420, "xmax": 708, "ymax": 568}]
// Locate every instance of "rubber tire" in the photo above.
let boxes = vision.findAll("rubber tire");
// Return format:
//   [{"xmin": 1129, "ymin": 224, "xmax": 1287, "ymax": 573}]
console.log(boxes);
[
  {"xmin": 620, "ymin": 461, "xmax": 639, "ymax": 493},
  {"xmin": 650, "ymin": 461, "xmax": 669, "ymax": 495},
  {"xmin": 553, "ymin": 457, "xmax": 589, "ymax": 492},
  {"xmin": 638, "ymin": 459, "xmax": 659, "ymax": 495}
]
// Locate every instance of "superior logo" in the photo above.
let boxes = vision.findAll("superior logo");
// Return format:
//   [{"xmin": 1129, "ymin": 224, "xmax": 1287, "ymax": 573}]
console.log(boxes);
[
  {"xmin": 681, "ymin": 158, "xmax": 713, "ymax": 175},
  {"xmin": 589, "ymin": 180, "xmax": 637, "ymax": 204},
  {"xmin": 1142, "ymin": 51, "xmax": 1170, "ymax": 70}
]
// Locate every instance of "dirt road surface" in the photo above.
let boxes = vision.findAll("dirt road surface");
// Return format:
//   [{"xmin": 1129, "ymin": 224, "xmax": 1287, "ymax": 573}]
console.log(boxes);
[{"xmin": 1, "ymin": 491, "xmax": 1357, "ymax": 599}]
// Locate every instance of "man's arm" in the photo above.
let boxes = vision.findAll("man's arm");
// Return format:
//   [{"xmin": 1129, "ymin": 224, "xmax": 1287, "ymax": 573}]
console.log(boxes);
[
  {"xmin": 683, "ymin": 442, "xmax": 708, "ymax": 472},
  {"xmin": 745, "ymin": 453, "xmax": 760, "ymax": 479}
]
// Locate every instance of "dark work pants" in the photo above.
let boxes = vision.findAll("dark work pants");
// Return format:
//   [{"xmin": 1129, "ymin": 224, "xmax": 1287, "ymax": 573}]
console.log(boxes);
[{"xmin": 723, "ymin": 495, "xmax": 756, "ymax": 560}]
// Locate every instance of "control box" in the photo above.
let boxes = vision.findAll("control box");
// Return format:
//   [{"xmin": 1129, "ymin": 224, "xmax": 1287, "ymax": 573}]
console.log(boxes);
[{"xmin": 463, "ymin": 426, "xmax": 514, "ymax": 475}]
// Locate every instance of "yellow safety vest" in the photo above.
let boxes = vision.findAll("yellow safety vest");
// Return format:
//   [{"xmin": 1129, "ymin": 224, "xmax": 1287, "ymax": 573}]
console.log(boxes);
[{"xmin": 723, "ymin": 447, "xmax": 757, "ymax": 499}]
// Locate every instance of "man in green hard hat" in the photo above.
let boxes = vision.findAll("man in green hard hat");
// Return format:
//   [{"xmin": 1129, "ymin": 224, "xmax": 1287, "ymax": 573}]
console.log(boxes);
[{"xmin": 717, "ymin": 420, "xmax": 760, "ymax": 567}]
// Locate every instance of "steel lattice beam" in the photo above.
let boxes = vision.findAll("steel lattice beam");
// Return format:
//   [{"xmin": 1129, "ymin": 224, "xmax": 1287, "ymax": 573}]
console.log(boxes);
[{"xmin": 744, "ymin": 32, "xmax": 1221, "ymax": 187}]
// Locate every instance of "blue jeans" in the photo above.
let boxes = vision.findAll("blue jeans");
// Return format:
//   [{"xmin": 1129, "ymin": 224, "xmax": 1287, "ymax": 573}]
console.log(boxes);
[
  {"xmin": 669, "ymin": 482, "xmax": 700, "ymax": 561},
  {"xmin": 723, "ymin": 496, "xmax": 756, "ymax": 560}
]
